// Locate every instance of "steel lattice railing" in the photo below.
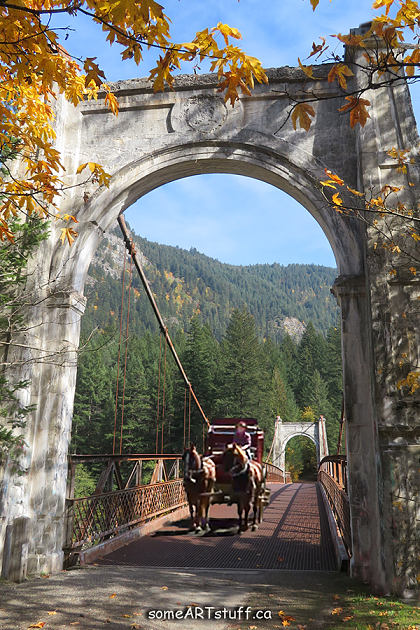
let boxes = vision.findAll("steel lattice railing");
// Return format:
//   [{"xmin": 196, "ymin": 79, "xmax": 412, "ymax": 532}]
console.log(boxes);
[
  {"xmin": 318, "ymin": 464, "xmax": 351, "ymax": 555},
  {"xmin": 66, "ymin": 479, "xmax": 187, "ymax": 550},
  {"xmin": 265, "ymin": 462, "xmax": 291, "ymax": 483}
]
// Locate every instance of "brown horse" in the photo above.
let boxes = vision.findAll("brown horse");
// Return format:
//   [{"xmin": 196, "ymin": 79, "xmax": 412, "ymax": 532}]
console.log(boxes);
[
  {"xmin": 222, "ymin": 443, "xmax": 264, "ymax": 532},
  {"xmin": 182, "ymin": 444, "xmax": 216, "ymax": 534}
]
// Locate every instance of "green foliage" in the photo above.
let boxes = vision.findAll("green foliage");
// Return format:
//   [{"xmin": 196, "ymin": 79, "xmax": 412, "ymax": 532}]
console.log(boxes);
[
  {"xmin": 0, "ymin": 216, "xmax": 49, "ymax": 471},
  {"xmin": 286, "ymin": 435, "xmax": 318, "ymax": 482},
  {"xmin": 73, "ymin": 464, "xmax": 97, "ymax": 498}
]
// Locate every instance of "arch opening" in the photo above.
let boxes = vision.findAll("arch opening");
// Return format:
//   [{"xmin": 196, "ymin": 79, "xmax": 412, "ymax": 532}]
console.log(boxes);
[
  {"xmin": 285, "ymin": 435, "xmax": 318, "ymax": 482},
  {"xmin": 59, "ymin": 140, "xmax": 365, "ymax": 294}
]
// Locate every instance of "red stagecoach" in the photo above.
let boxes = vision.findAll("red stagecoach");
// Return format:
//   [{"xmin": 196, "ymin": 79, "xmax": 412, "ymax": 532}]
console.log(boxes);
[{"xmin": 204, "ymin": 417, "xmax": 271, "ymax": 520}]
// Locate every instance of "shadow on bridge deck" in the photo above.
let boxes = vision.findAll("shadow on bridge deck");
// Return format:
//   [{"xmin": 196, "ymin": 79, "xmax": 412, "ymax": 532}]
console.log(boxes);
[{"xmin": 97, "ymin": 482, "xmax": 337, "ymax": 571}]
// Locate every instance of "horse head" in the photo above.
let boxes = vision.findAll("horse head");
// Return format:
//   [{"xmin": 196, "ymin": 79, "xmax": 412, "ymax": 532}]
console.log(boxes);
[
  {"xmin": 182, "ymin": 443, "xmax": 201, "ymax": 483},
  {"xmin": 222, "ymin": 443, "xmax": 248, "ymax": 476}
]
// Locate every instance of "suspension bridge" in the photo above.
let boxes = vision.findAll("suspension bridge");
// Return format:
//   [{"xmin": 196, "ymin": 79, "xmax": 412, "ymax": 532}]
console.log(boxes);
[{"xmin": 59, "ymin": 217, "xmax": 350, "ymax": 576}]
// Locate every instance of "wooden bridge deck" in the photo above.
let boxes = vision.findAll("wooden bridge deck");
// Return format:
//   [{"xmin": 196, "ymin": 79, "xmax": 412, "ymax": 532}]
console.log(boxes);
[{"xmin": 97, "ymin": 482, "xmax": 337, "ymax": 571}]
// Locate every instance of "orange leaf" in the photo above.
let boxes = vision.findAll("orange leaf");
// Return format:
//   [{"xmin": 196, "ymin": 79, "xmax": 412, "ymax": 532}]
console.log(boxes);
[
  {"xmin": 310, "ymin": 0, "xmax": 320, "ymax": 9},
  {"xmin": 325, "ymin": 169, "xmax": 344, "ymax": 185},
  {"xmin": 331, "ymin": 607, "xmax": 343, "ymax": 615},
  {"xmin": 347, "ymin": 185, "xmax": 364, "ymax": 197},
  {"xmin": 320, "ymin": 180, "xmax": 337, "ymax": 189},
  {"xmin": 28, "ymin": 624, "xmax": 45, "ymax": 629},
  {"xmin": 104, "ymin": 91, "xmax": 119, "ymax": 117},
  {"xmin": 308, "ymin": 37, "xmax": 326, "ymax": 59},
  {"xmin": 291, "ymin": 102, "xmax": 315, "ymax": 131},
  {"xmin": 328, "ymin": 63, "xmax": 354, "ymax": 89},
  {"xmin": 332, "ymin": 192, "xmax": 343, "ymax": 206},
  {"xmin": 109, "ymin": 593, "xmax": 117, "ymax": 598},
  {"xmin": 339, "ymin": 96, "xmax": 371, "ymax": 128},
  {"xmin": 298, "ymin": 58, "xmax": 314, "ymax": 79}
]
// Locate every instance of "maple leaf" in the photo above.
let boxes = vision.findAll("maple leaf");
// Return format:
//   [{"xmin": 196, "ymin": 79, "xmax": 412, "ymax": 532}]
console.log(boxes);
[
  {"xmin": 61, "ymin": 214, "xmax": 78, "ymax": 223},
  {"xmin": 83, "ymin": 57, "xmax": 106, "ymax": 88},
  {"xmin": 328, "ymin": 63, "xmax": 354, "ymax": 89},
  {"xmin": 339, "ymin": 96, "xmax": 371, "ymax": 128},
  {"xmin": 346, "ymin": 186, "xmax": 364, "ymax": 197},
  {"xmin": 298, "ymin": 58, "xmax": 314, "ymax": 79},
  {"xmin": 104, "ymin": 90, "xmax": 119, "ymax": 117},
  {"xmin": 373, "ymin": 0, "xmax": 395, "ymax": 15},
  {"xmin": 308, "ymin": 37, "xmax": 327, "ymax": 59},
  {"xmin": 325, "ymin": 169, "xmax": 344, "ymax": 185},
  {"xmin": 320, "ymin": 180, "xmax": 337, "ymax": 189},
  {"xmin": 332, "ymin": 192, "xmax": 343, "ymax": 206},
  {"xmin": 291, "ymin": 102, "xmax": 315, "ymax": 131}
]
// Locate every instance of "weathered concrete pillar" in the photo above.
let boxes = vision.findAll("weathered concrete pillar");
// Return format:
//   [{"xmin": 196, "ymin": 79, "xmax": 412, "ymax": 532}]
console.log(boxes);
[
  {"xmin": 332, "ymin": 274, "xmax": 387, "ymax": 592},
  {"xmin": 317, "ymin": 416, "xmax": 329, "ymax": 462},
  {"xmin": 0, "ymin": 287, "xmax": 86, "ymax": 579}
]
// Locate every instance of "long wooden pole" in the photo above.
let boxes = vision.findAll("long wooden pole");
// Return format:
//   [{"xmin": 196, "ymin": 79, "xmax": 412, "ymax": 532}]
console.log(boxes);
[{"xmin": 117, "ymin": 214, "xmax": 210, "ymax": 428}]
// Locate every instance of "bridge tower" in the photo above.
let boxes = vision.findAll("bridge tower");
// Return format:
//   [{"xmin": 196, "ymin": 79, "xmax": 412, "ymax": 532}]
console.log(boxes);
[{"xmin": 271, "ymin": 416, "xmax": 329, "ymax": 475}]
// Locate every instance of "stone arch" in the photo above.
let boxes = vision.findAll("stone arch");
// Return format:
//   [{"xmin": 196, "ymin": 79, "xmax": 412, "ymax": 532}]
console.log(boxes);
[
  {"xmin": 49, "ymin": 135, "xmax": 365, "ymax": 295},
  {"xmin": 1, "ymin": 56, "xmax": 418, "ymax": 596},
  {"xmin": 271, "ymin": 417, "xmax": 329, "ymax": 475}
]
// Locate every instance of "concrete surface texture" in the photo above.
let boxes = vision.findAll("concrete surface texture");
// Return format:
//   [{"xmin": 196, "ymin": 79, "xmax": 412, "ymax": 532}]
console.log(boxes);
[
  {"xmin": 0, "ymin": 27, "xmax": 418, "ymax": 597},
  {"xmin": 0, "ymin": 566, "xmax": 367, "ymax": 630}
]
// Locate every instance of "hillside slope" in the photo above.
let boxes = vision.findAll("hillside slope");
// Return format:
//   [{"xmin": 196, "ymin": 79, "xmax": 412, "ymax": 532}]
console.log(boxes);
[{"xmin": 81, "ymin": 222, "xmax": 339, "ymax": 341}]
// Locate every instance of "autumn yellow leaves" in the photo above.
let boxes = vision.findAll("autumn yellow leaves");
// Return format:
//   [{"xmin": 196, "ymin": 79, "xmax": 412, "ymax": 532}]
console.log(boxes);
[{"xmin": 0, "ymin": 1, "xmax": 267, "ymax": 246}]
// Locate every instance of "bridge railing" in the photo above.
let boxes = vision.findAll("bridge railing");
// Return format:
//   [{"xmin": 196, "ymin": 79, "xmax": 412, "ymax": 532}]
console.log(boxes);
[
  {"xmin": 264, "ymin": 462, "xmax": 291, "ymax": 483},
  {"xmin": 64, "ymin": 478, "xmax": 187, "ymax": 561},
  {"xmin": 317, "ymin": 455, "xmax": 351, "ymax": 555}
]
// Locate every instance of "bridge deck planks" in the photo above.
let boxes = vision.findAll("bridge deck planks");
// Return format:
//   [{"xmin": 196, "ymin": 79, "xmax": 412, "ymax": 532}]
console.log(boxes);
[{"xmin": 96, "ymin": 482, "xmax": 337, "ymax": 571}]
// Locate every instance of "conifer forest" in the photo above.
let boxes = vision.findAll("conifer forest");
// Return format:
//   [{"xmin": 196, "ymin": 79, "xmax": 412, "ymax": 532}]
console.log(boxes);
[{"xmin": 72, "ymin": 224, "xmax": 343, "ymax": 492}]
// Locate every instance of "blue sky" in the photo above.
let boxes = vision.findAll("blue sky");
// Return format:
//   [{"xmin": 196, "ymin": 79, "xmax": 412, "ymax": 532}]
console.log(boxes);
[{"xmin": 51, "ymin": 1, "xmax": 419, "ymax": 267}]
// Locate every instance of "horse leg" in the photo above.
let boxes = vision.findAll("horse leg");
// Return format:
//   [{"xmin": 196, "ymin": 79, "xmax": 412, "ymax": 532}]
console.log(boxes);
[
  {"xmin": 188, "ymin": 499, "xmax": 196, "ymax": 530},
  {"xmin": 202, "ymin": 480, "xmax": 214, "ymax": 532},
  {"xmin": 237, "ymin": 501, "xmax": 243, "ymax": 533},
  {"xmin": 199, "ymin": 496, "xmax": 211, "ymax": 533},
  {"xmin": 251, "ymin": 493, "xmax": 259, "ymax": 531},
  {"xmin": 243, "ymin": 499, "xmax": 250, "ymax": 532}
]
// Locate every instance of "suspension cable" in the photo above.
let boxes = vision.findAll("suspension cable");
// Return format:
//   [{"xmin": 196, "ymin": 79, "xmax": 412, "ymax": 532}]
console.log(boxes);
[
  {"xmin": 155, "ymin": 333, "xmax": 162, "ymax": 454},
  {"xmin": 112, "ymin": 248, "xmax": 127, "ymax": 455},
  {"xmin": 118, "ymin": 214, "xmax": 210, "ymax": 429},
  {"xmin": 161, "ymin": 336, "xmax": 167, "ymax": 453},
  {"xmin": 119, "ymin": 246, "xmax": 133, "ymax": 454},
  {"xmin": 183, "ymin": 387, "xmax": 187, "ymax": 449},
  {"xmin": 188, "ymin": 387, "xmax": 191, "ymax": 445}
]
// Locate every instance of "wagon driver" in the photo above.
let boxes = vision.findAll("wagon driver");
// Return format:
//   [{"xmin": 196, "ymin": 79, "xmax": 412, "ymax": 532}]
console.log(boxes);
[{"xmin": 233, "ymin": 420, "xmax": 252, "ymax": 459}]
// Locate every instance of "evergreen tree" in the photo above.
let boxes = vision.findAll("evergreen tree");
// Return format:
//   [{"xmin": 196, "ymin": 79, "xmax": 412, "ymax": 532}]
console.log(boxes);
[
  {"xmin": 271, "ymin": 365, "xmax": 299, "ymax": 422},
  {"xmin": 214, "ymin": 308, "xmax": 275, "ymax": 454}
]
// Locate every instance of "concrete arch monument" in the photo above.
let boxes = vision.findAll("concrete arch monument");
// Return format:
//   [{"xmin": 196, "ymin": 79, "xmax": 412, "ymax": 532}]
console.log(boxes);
[
  {"xmin": 271, "ymin": 416, "xmax": 329, "ymax": 474},
  {"xmin": 0, "ymin": 28, "xmax": 418, "ymax": 596}
]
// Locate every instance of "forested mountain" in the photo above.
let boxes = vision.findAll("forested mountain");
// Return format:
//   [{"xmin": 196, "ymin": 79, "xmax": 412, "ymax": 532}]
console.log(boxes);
[
  {"xmin": 72, "ymin": 223, "xmax": 343, "ymax": 492},
  {"xmin": 81, "ymin": 223, "xmax": 339, "ymax": 343}
]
